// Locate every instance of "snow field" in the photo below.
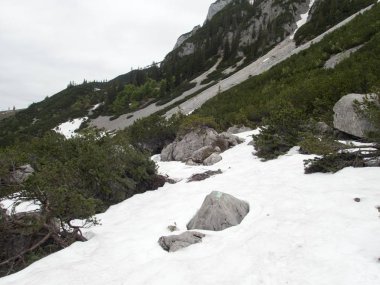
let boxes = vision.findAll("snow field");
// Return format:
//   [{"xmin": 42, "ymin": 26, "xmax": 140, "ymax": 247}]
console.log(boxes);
[
  {"xmin": 53, "ymin": 117, "xmax": 87, "ymax": 139},
  {"xmin": 1, "ymin": 131, "xmax": 379, "ymax": 285}
]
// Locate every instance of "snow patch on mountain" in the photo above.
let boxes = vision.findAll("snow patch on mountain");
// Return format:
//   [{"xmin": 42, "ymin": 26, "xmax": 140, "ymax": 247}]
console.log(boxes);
[
  {"xmin": 1, "ymin": 130, "xmax": 380, "ymax": 285},
  {"xmin": 53, "ymin": 117, "xmax": 87, "ymax": 139},
  {"xmin": 290, "ymin": 0, "xmax": 315, "ymax": 39}
]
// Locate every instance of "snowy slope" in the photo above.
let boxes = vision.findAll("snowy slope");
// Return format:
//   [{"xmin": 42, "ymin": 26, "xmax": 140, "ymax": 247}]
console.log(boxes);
[
  {"xmin": 53, "ymin": 117, "xmax": 87, "ymax": 139},
  {"xmin": 1, "ymin": 131, "xmax": 380, "ymax": 285}
]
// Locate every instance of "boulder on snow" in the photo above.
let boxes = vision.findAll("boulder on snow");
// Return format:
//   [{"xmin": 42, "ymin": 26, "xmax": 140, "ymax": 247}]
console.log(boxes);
[
  {"xmin": 160, "ymin": 127, "xmax": 243, "ymax": 165},
  {"xmin": 158, "ymin": 231, "xmax": 205, "ymax": 252},
  {"xmin": 191, "ymin": 146, "xmax": 215, "ymax": 163},
  {"xmin": 203, "ymin": 153, "xmax": 223, "ymax": 166},
  {"xmin": 187, "ymin": 191, "xmax": 249, "ymax": 231},
  {"xmin": 333, "ymin": 94, "xmax": 379, "ymax": 138},
  {"xmin": 161, "ymin": 128, "xmax": 218, "ymax": 162}
]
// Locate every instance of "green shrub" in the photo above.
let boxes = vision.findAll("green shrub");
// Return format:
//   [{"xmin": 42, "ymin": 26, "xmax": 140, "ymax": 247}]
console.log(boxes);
[
  {"xmin": 299, "ymin": 133, "xmax": 344, "ymax": 155},
  {"xmin": 177, "ymin": 115, "xmax": 219, "ymax": 137},
  {"xmin": 253, "ymin": 101, "xmax": 304, "ymax": 160},
  {"xmin": 304, "ymin": 152, "xmax": 365, "ymax": 174},
  {"xmin": 125, "ymin": 114, "xmax": 182, "ymax": 154}
]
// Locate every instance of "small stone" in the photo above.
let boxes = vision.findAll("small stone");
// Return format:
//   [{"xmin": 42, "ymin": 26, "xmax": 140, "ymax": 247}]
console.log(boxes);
[
  {"xmin": 354, "ymin": 198, "xmax": 361, "ymax": 203},
  {"xmin": 167, "ymin": 223, "xmax": 178, "ymax": 232},
  {"xmin": 158, "ymin": 231, "xmax": 205, "ymax": 252}
]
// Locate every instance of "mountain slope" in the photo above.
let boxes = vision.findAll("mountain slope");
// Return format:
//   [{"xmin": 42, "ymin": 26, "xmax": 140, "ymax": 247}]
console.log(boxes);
[
  {"xmin": 1, "ymin": 131, "xmax": 379, "ymax": 285},
  {"xmin": 0, "ymin": 0, "xmax": 313, "ymax": 146},
  {"xmin": 0, "ymin": 1, "xmax": 377, "ymax": 144}
]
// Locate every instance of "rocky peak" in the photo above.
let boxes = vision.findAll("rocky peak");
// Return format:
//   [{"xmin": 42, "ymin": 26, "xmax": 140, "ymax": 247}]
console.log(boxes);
[
  {"xmin": 173, "ymin": 25, "xmax": 201, "ymax": 50},
  {"xmin": 205, "ymin": 0, "xmax": 235, "ymax": 23}
]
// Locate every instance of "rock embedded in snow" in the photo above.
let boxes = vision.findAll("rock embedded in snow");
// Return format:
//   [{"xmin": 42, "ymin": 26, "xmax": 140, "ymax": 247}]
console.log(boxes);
[
  {"xmin": 191, "ymin": 146, "xmax": 215, "ymax": 163},
  {"xmin": 203, "ymin": 153, "xmax": 223, "ymax": 166},
  {"xmin": 333, "ymin": 94, "xmax": 379, "ymax": 138},
  {"xmin": 158, "ymin": 231, "xmax": 205, "ymax": 252},
  {"xmin": 187, "ymin": 169, "xmax": 222, "ymax": 183},
  {"xmin": 187, "ymin": 191, "xmax": 249, "ymax": 231}
]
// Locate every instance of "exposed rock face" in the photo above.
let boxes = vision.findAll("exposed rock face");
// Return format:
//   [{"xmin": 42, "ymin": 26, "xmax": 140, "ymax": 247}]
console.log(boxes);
[
  {"xmin": 187, "ymin": 191, "xmax": 250, "ymax": 231},
  {"xmin": 158, "ymin": 231, "xmax": 205, "ymax": 252},
  {"xmin": 333, "ymin": 94, "xmax": 379, "ymax": 138},
  {"xmin": 160, "ymin": 128, "xmax": 243, "ymax": 165},
  {"xmin": 205, "ymin": 0, "xmax": 234, "ymax": 22},
  {"xmin": 10, "ymin": 164, "xmax": 34, "ymax": 184},
  {"xmin": 173, "ymin": 25, "xmax": 200, "ymax": 50},
  {"xmin": 171, "ymin": 0, "xmax": 310, "ymax": 60},
  {"xmin": 178, "ymin": 42, "xmax": 196, "ymax": 57},
  {"xmin": 239, "ymin": 0, "xmax": 310, "ymax": 48},
  {"xmin": 324, "ymin": 45, "xmax": 363, "ymax": 69}
]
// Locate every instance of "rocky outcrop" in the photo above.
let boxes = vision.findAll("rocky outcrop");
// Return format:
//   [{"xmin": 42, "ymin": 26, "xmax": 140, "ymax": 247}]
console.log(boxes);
[
  {"xmin": 10, "ymin": 164, "xmax": 34, "ymax": 184},
  {"xmin": 187, "ymin": 191, "xmax": 250, "ymax": 231},
  {"xmin": 158, "ymin": 231, "xmax": 205, "ymax": 252},
  {"xmin": 333, "ymin": 94, "xmax": 379, "ymax": 138},
  {"xmin": 160, "ymin": 127, "xmax": 243, "ymax": 165},
  {"xmin": 178, "ymin": 42, "xmax": 196, "ymax": 57},
  {"xmin": 324, "ymin": 45, "xmax": 363, "ymax": 69},
  {"xmin": 205, "ymin": 0, "xmax": 234, "ymax": 22},
  {"xmin": 239, "ymin": 0, "xmax": 311, "ymax": 48},
  {"xmin": 173, "ymin": 25, "xmax": 200, "ymax": 50}
]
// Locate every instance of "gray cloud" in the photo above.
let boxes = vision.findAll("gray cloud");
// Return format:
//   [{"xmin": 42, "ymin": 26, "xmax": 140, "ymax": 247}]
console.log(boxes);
[{"xmin": 0, "ymin": 0, "xmax": 213, "ymax": 110}]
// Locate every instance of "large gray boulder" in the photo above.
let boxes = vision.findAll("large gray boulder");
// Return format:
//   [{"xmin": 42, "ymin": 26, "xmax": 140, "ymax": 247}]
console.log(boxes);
[
  {"xmin": 160, "ymin": 128, "xmax": 243, "ymax": 164},
  {"xmin": 187, "ymin": 191, "xmax": 249, "ymax": 231},
  {"xmin": 158, "ymin": 231, "xmax": 205, "ymax": 252},
  {"xmin": 161, "ymin": 128, "xmax": 219, "ymax": 162},
  {"xmin": 333, "ymin": 94, "xmax": 378, "ymax": 138}
]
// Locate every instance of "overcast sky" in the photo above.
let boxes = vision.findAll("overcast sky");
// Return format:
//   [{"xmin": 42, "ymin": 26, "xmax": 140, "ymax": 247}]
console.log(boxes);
[{"xmin": 0, "ymin": 0, "xmax": 214, "ymax": 111}]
